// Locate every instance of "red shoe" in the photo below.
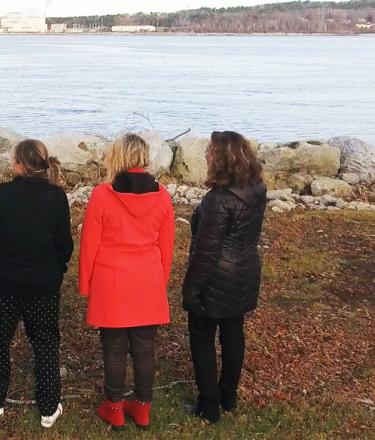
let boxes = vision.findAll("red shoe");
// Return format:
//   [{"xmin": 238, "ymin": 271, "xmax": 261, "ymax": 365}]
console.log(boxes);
[
  {"xmin": 123, "ymin": 399, "xmax": 151, "ymax": 427},
  {"xmin": 97, "ymin": 400, "xmax": 126, "ymax": 430}
]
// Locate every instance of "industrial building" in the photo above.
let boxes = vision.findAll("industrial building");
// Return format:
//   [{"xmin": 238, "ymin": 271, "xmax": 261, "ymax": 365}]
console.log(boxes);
[
  {"xmin": 111, "ymin": 25, "xmax": 156, "ymax": 33},
  {"xmin": 0, "ymin": 13, "xmax": 47, "ymax": 33}
]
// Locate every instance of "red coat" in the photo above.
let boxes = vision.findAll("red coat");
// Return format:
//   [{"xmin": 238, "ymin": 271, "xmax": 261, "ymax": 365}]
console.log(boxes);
[{"xmin": 79, "ymin": 181, "xmax": 174, "ymax": 328}]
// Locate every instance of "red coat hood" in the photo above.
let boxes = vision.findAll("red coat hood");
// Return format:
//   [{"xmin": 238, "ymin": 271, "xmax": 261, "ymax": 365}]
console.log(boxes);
[{"xmin": 103, "ymin": 183, "xmax": 165, "ymax": 219}]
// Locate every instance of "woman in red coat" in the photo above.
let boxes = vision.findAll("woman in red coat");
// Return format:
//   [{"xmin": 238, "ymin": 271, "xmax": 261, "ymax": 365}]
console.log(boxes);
[{"xmin": 79, "ymin": 134, "xmax": 174, "ymax": 430}]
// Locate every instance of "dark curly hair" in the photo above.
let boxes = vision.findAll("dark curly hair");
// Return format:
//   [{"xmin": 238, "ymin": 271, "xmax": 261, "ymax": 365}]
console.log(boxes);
[{"xmin": 205, "ymin": 131, "xmax": 263, "ymax": 188}]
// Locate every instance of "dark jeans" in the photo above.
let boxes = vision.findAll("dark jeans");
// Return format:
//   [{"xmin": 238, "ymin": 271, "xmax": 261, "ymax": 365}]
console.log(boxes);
[
  {"xmin": 188, "ymin": 313, "xmax": 245, "ymax": 418},
  {"xmin": 100, "ymin": 326, "xmax": 158, "ymax": 403},
  {"xmin": 0, "ymin": 295, "xmax": 61, "ymax": 416}
]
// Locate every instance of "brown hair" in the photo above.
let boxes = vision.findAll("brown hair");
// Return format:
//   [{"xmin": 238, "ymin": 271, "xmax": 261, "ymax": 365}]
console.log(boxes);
[
  {"xmin": 14, "ymin": 139, "xmax": 61, "ymax": 185},
  {"xmin": 105, "ymin": 133, "xmax": 150, "ymax": 183},
  {"xmin": 205, "ymin": 131, "xmax": 263, "ymax": 188}
]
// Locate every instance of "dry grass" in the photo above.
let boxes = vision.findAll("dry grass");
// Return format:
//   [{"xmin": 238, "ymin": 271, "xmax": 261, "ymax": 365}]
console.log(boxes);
[{"xmin": 0, "ymin": 207, "xmax": 374, "ymax": 439}]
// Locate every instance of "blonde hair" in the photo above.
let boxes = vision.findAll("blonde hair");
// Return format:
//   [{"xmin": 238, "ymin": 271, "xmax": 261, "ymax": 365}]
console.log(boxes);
[
  {"xmin": 105, "ymin": 133, "xmax": 150, "ymax": 182},
  {"xmin": 14, "ymin": 139, "xmax": 61, "ymax": 185}
]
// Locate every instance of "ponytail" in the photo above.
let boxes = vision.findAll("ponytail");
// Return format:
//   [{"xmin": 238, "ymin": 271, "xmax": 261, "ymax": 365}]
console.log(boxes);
[
  {"xmin": 47, "ymin": 156, "xmax": 61, "ymax": 185},
  {"xmin": 14, "ymin": 139, "xmax": 61, "ymax": 185}
]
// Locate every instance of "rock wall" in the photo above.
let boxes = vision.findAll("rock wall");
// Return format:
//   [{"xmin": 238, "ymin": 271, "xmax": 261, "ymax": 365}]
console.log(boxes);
[{"xmin": 0, "ymin": 129, "xmax": 374, "ymax": 200}]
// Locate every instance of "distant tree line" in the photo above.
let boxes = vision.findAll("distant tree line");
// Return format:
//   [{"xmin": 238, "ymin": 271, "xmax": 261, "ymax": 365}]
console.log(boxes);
[{"xmin": 47, "ymin": 1, "xmax": 375, "ymax": 33}]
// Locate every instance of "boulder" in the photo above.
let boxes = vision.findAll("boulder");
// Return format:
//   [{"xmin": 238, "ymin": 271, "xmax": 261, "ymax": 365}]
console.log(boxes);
[
  {"xmin": 287, "ymin": 172, "xmax": 314, "ymax": 194},
  {"xmin": 327, "ymin": 136, "xmax": 372, "ymax": 162},
  {"xmin": 42, "ymin": 134, "xmax": 109, "ymax": 184},
  {"xmin": 258, "ymin": 141, "xmax": 278, "ymax": 152},
  {"xmin": 293, "ymin": 143, "xmax": 341, "ymax": 177},
  {"xmin": 171, "ymin": 137, "xmax": 209, "ymax": 184},
  {"xmin": 311, "ymin": 177, "xmax": 353, "ymax": 197},
  {"xmin": 141, "ymin": 131, "xmax": 173, "ymax": 176},
  {"xmin": 342, "ymin": 151, "xmax": 375, "ymax": 184},
  {"xmin": 42, "ymin": 134, "xmax": 108, "ymax": 165},
  {"xmin": 258, "ymin": 147, "xmax": 296, "ymax": 172},
  {"xmin": 0, "ymin": 128, "xmax": 24, "ymax": 153},
  {"xmin": 340, "ymin": 172, "xmax": 361, "ymax": 185}
]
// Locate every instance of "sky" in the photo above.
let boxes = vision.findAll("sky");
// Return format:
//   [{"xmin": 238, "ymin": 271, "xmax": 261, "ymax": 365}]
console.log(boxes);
[{"xmin": 0, "ymin": 0, "xmax": 343, "ymax": 17}]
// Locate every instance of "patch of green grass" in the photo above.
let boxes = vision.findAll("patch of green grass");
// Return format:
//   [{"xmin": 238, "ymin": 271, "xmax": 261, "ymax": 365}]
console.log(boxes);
[{"xmin": 1, "ymin": 386, "xmax": 374, "ymax": 440}]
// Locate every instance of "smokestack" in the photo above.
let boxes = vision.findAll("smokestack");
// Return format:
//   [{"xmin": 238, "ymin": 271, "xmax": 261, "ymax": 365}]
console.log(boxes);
[{"xmin": 44, "ymin": 0, "xmax": 54, "ymax": 17}]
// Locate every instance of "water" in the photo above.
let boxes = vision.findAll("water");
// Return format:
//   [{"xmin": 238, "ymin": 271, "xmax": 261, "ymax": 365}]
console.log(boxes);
[{"xmin": 0, "ymin": 34, "xmax": 374, "ymax": 143}]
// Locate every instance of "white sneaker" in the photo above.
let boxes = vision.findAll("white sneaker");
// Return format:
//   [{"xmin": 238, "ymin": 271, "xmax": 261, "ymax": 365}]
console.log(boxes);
[
  {"xmin": 0, "ymin": 407, "xmax": 4, "ymax": 416},
  {"xmin": 41, "ymin": 403, "xmax": 63, "ymax": 428}
]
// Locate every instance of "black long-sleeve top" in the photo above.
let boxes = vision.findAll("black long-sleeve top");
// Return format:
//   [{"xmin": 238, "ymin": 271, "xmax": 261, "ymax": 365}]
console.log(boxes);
[{"xmin": 0, "ymin": 176, "xmax": 74, "ymax": 297}]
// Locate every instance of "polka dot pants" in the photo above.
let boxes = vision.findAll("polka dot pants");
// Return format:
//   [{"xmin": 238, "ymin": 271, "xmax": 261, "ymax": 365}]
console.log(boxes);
[{"xmin": 0, "ymin": 294, "xmax": 61, "ymax": 417}]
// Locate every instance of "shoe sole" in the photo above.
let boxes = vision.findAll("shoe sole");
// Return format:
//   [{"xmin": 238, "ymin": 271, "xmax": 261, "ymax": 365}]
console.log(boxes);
[{"xmin": 41, "ymin": 404, "xmax": 63, "ymax": 428}]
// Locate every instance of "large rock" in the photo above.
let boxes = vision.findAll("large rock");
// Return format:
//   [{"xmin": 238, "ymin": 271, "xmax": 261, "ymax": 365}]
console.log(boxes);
[
  {"xmin": 287, "ymin": 172, "xmax": 314, "ymax": 194},
  {"xmin": 0, "ymin": 129, "xmax": 24, "ymax": 180},
  {"xmin": 342, "ymin": 151, "xmax": 375, "ymax": 184},
  {"xmin": 293, "ymin": 142, "xmax": 341, "ymax": 177},
  {"xmin": 0, "ymin": 128, "xmax": 24, "ymax": 153},
  {"xmin": 171, "ymin": 137, "xmax": 209, "ymax": 184},
  {"xmin": 327, "ymin": 136, "xmax": 372, "ymax": 162},
  {"xmin": 141, "ymin": 131, "xmax": 173, "ymax": 176},
  {"xmin": 42, "ymin": 134, "xmax": 109, "ymax": 185},
  {"xmin": 258, "ymin": 147, "xmax": 296, "ymax": 172},
  {"xmin": 311, "ymin": 177, "xmax": 352, "ymax": 197},
  {"xmin": 259, "ymin": 142, "xmax": 340, "ymax": 177}
]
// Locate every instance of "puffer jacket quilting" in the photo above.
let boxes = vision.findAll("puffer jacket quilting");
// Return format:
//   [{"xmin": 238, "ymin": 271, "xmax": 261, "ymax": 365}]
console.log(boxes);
[{"xmin": 182, "ymin": 182, "xmax": 267, "ymax": 318}]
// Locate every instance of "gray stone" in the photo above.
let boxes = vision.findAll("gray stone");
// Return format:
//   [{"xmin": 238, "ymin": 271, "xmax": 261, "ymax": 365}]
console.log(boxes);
[
  {"xmin": 319, "ymin": 194, "xmax": 338, "ymax": 206},
  {"xmin": 327, "ymin": 136, "xmax": 372, "ymax": 162},
  {"xmin": 268, "ymin": 199, "xmax": 296, "ymax": 211},
  {"xmin": 342, "ymin": 151, "xmax": 375, "ymax": 184},
  {"xmin": 335, "ymin": 198, "xmax": 348, "ymax": 209},
  {"xmin": 185, "ymin": 188, "xmax": 198, "ymax": 201},
  {"xmin": 311, "ymin": 177, "xmax": 353, "ymax": 197},
  {"xmin": 340, "ymin": 172, "xmax": 361, "ymax": 185},
  {"xmin": 271, "ymin": 206, "xmax": 285, "ymax": 214},
  {"xmin": 171, "ymin": 137, "xmax": 209, "ymax": 184},
  {"xmin": 141, "ymin": 131, "xmax": 174, "ymax": 176},
  {"xmin": 300, "ymin": 195, "xmax": 316, "ymax": 204},
  {"xmin": 266, "ymin": 188, "xmax": 293, "ymax": 200},
  {"xmin": 166, "ymin": 183, "xmax": 177, "ymax": 197},
  {"xmin": 293, "ymin": 143, "xmax": 341, "ymax": 177},
  {"xmin": 258, "ymin": 147, "xmax": 296, "ymax": 172}
]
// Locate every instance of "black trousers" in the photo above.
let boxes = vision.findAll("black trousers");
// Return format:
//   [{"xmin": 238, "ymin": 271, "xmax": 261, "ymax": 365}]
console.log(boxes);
[
  {"xmin": 188, "ymin": 313, "xmax": 245, "ymax": 416},
  {"xmin": 0, "ymin": 294, "xmax": 60, "ymax": 416},
  {"xmin": 100, "ymin": 325, "xmax": 158, "ymax": 403}
]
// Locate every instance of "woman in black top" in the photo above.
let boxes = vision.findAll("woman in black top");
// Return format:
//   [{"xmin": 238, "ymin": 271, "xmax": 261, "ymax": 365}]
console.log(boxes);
[
  {"xmin": 0, "ymin": 139, "xmax": 73, "ymax": 428},
  {"xmin": 182, "ymin": 131, "xmax": 267, "ymax": 423}
]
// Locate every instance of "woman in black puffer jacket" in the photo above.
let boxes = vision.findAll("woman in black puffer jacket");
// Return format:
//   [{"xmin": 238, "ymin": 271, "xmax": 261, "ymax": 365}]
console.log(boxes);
[{"xmin": 182, "ymin": 131, "xmax": 266, "ymax": 424}]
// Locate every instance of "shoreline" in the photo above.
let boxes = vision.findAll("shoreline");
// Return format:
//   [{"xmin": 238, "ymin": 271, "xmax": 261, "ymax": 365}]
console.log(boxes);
[{"xmin": 1, "ymin": 31, "xmax": 374, "ymax": 37}]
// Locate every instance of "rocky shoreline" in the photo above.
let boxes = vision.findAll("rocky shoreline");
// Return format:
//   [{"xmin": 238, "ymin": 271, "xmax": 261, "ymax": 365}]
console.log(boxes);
[{"xmin": 1, "ymin": 128, "xmax": 374, "ymax": 213}]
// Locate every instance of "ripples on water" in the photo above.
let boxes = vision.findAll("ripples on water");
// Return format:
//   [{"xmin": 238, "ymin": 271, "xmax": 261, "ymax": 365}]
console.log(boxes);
[{"xmin": 0, "ymin": 34, "xmax": 374, "ymax": 143}]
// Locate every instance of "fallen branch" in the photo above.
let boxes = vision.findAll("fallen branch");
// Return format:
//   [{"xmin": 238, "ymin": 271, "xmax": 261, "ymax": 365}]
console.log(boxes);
[
  {"xmin": 5, "ymin": 380, "xmax": 195, "ymax": 406},
  {"xmin": 166, "ymin": 128, "xmax": 191, "ymax": 142}
]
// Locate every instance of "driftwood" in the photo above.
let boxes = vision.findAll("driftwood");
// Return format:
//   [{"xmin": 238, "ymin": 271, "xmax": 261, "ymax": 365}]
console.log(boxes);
[{"xmin": 166, "ymin": 128, "xmax": 191, "ymax": 142}]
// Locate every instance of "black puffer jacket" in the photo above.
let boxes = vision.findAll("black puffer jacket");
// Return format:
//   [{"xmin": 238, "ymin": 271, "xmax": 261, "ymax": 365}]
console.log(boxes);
[{"xmin": 182, "ymin": 182, "xmax": 267, "ymax": 318}]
